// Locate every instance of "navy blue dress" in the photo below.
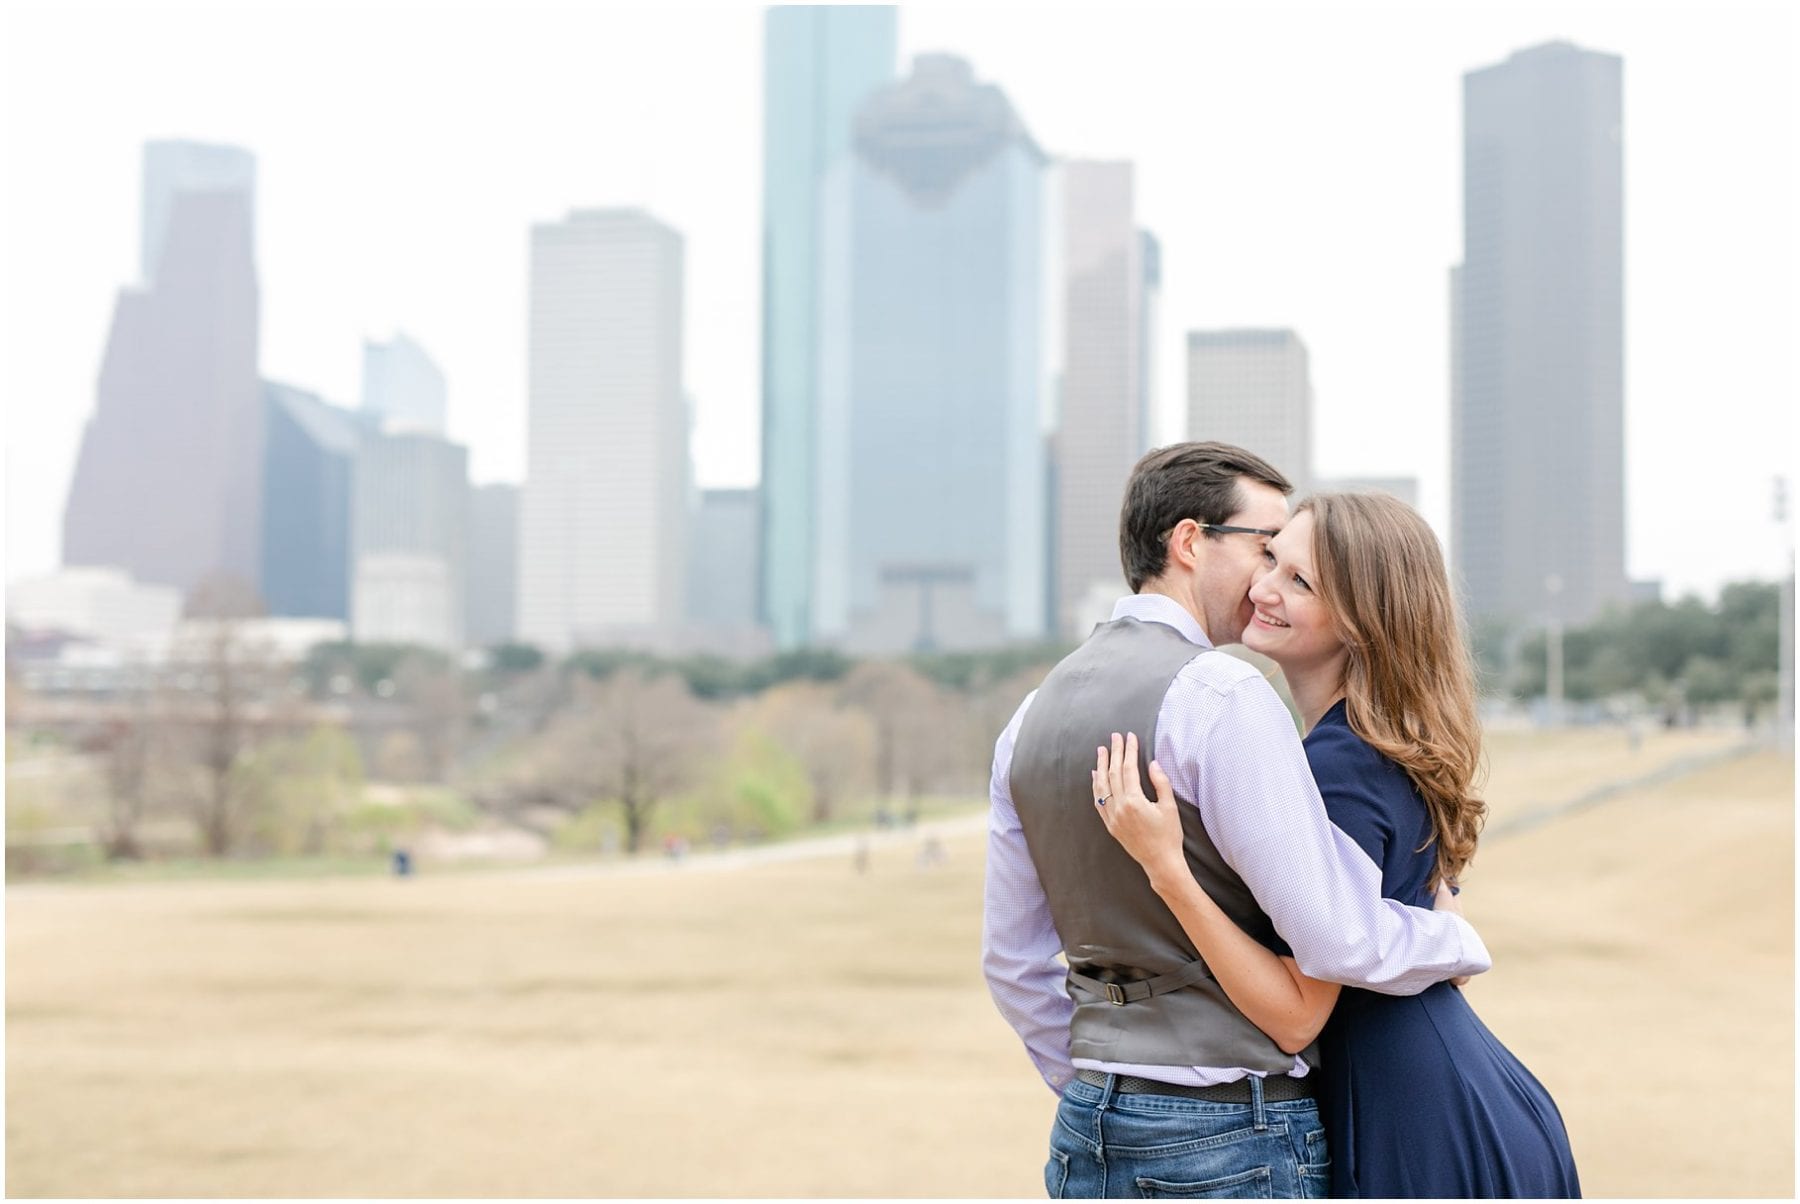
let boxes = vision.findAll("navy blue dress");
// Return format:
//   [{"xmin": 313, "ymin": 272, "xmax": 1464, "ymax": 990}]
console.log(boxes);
[{"xmin": 1305, "ymin": 700, "xmax": 1581, "ymax": 1198}]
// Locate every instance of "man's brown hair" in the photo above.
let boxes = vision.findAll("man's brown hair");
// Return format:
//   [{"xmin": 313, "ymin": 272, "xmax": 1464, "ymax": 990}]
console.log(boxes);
[{"xmin": 1118, "ymin": 442, "xmax": 1294, "ymax": 591}]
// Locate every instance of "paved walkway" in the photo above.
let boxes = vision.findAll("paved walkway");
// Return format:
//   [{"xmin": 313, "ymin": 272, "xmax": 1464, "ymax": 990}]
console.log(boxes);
[{"xmin": 491, "ymin": 809, "xmax": 990, "ymax": 882}]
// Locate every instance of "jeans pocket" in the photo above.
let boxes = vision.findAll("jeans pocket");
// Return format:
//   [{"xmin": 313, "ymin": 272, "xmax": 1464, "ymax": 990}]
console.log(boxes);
[
  {"xmin": 1134, "ymin": 1165, "xmax": 1273, "ymax": 1199},
  {"xmin": 1296, "ymin": 1123, "xmax": 1330, "ymax": 1199},
  {"xmin": 1045, "ymin": 1149, "xmax": 1070, "ymax": 1199}
]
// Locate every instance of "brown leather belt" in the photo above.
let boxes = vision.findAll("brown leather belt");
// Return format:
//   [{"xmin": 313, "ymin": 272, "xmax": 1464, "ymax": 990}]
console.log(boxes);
[{"xmin": 1074, "ymin": 1068, "xmax": 1316, "ymax": 1103}]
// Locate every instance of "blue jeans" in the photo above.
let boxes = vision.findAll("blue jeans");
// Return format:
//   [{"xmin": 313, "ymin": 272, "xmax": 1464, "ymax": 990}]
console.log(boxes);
[{"xmin": 1045, "ymin": 1074, "xmax": 1331, "ymax": 1199}]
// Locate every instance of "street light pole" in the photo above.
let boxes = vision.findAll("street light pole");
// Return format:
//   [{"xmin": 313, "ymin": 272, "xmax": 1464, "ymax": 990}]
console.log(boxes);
[
  {"xmin": 1777, "ymin": 477, "xmax": 1793, "ymax": 750},
  {"xmin": 1545, "ymin": 573, "xmax": 1565, "ymax": 727}
]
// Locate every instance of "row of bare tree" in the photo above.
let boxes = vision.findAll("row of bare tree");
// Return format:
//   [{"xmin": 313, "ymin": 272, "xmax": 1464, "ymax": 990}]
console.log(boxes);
[
  {"xmin": 475, "ymin": 657, "xmax": 1050, "ymax": 853},
  {"xmin": 15, "ymin": 610, "xmax": 1057, "ymax": 863}
]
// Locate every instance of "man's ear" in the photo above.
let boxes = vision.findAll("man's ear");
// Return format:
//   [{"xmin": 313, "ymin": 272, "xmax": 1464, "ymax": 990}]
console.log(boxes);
[{"xmin": 1165, "ymin": 518, "xmax": 1203, "ymax": 574}]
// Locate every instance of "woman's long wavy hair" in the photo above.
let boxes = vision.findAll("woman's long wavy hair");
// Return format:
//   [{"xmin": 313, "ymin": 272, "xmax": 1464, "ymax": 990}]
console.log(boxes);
[{"xmin": 1300, "ymin": 492, "xmax": 1488, "ymax": 888}]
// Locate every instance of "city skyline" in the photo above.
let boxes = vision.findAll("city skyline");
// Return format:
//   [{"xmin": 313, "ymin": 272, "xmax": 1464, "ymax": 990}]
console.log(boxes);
[{"xmin": 3, "ymin": 2, "xmax": 1794, "ymax": 606}]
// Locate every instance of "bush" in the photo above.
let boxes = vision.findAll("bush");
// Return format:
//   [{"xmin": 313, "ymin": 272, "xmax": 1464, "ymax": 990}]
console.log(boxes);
[{"xmin": 549, "ymin": 802, "xmax": 621, "ymax": 853}]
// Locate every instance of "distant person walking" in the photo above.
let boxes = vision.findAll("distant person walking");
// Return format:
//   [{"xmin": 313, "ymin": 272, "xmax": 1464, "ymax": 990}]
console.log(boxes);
[
  {"xmin": 983, "ymin": 444, "xmax": 1492, "ymax": 1199},
  {"xmin": 1094, "ymin": 491, "xmax": 1581, "ymax": 1197}
]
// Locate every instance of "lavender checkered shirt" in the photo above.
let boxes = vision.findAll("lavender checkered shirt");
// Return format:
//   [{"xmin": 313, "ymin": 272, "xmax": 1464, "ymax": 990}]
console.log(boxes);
[{"xmin": 982, "ymin": 593, "xmax": 1492, "ymax": 1093}]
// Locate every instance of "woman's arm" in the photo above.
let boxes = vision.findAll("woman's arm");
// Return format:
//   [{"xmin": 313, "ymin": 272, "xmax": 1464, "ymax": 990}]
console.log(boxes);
[{"xmin": 1095, "ymin": 732, "xmax": 1341, "ymax": 1054}]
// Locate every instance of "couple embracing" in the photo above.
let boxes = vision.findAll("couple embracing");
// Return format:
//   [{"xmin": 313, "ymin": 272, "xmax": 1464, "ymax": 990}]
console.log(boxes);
[{"xmin": 983, "ymin": 442, "xmax": 1580, "ymax": 1199}]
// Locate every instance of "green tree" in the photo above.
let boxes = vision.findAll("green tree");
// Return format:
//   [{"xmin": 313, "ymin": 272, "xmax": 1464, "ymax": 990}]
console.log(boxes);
[
  {"xmin": 486, "ymin": 642, "xmax": 546, "ymax": 674},
  {"xmin": 300, "ymin": 640, "xmax": 452, "ymax": 697},
  {"xmin": 708, "ymin": 725, "xmax": 810, "ymax": 838},
  {"xmin": 740, "ymin": 681, "xmax": 876, "ymax": 824},
  {"xmin": 239, "ymin": 725, "xmax": 365, "ymax": 855},
  {"xmin": 1678, "ymin": 656, "xmax": 1735, "ymax": 708},
  {"xmin": 1505, "ymin": 580, "xmax": 1784, "ymax": 715}
]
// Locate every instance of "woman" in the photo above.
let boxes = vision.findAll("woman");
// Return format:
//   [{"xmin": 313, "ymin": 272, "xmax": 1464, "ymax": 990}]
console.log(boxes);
[{"xmin": 1092, "ymin": 492, "xmax": 1580, "ymax": 1198}]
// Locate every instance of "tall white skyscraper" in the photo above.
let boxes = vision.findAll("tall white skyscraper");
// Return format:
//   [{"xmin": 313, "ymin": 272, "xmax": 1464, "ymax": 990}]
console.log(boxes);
[
  {"xmin": 1186, "ymin": 329, "xmax": 1313, "ymax": 490},
  {"xmin": 362, "ymin": 332, "xmax": 448, "ymax": 436},
  {"xmin": 1054, "ymin": 161, "xmax": 1156, "ymax": 639},
  {"xmin": 520, "ymin": 209, "xmax": 687, "ymax": 652}
]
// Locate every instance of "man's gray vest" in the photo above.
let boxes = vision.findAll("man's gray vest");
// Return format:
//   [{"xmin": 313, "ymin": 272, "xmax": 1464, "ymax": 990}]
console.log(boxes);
[{"xmin": 1010, "ymin": 615, "xmax": 1320, "ymax": 1073}]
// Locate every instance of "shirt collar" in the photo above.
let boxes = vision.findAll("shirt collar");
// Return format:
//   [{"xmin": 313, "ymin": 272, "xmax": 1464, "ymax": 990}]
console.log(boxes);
[{"xmin": 1109, "ymin": 593, "xmax": 1214, "ymax": 649}]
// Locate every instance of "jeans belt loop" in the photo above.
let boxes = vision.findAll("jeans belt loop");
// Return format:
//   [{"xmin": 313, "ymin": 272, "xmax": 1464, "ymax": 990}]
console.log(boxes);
[{"xmin": 1073, "ymin": 1069, "xmax": 1316, "ymax": 1104}]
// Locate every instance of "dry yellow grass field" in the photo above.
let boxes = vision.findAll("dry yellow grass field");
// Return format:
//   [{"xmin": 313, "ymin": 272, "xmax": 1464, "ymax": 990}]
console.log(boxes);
[{"xmin": 6, "ymin": 730, "xmax": 1792, "ymax": 1198}]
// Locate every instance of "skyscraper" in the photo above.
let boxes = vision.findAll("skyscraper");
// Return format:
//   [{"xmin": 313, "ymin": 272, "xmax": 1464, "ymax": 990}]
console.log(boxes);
[
  {"xmin": 813, "ymin": 54, "xmax": 1049, "ymax": 655},
  {"xmin": 351, "ymin": 429, "xmax": 469, "ymax": 650},
  {"xmin": 1452, "ymin": 41, "xmax": 1626, "ymax": 626},
  {"xmin": 139, "ymin": 140, "xmax": 256, "ymax": 288},
  {"xmin": 1054, "ymin": 161, "xmax": 1157, "ymax": 638},
  {"xmin": 466, "ymin": 483, "xmax": 519, "ymax": 647},
  {"xmin": 1186, "ymin": 329, "xmax": 1313, "ymax": 490},
  {"xmin": 1138, "ymin": 231, "xmax": 1162, "ymax": 447},
  {"xmin": 260, "ymin": 381, "xmax": 361, "ymax": 620},
  {"xmin": 686, "ymin": 488, "xmax": 762, "ymax": 637},
  {"xmin": 519, "ymin": 209, "xmax": 688, "ymax": 653},
  {"xmin": 1314, "ymin": 476, "xmax": 1421, "ymax": 509},
  {"xmin": 759, "ymin": 5, "xmax": 898, "ymax": 649},
  {"xmin": 362, "ymin": 332, "xmax": 448, "ymax": 436},
  {"xmin": 63, "ymin": 140, "xmax": 263, "ymax": 599}
]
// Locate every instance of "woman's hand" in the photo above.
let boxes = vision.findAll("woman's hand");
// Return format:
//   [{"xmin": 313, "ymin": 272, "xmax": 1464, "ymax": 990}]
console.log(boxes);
[
  {"xmin": 1092, "ymin": 731, "xmax": 1186, "ymax": 887},
  {"xmin": 1095, "ymin": 731, "xmax": 1342, "ymax": 1051}
]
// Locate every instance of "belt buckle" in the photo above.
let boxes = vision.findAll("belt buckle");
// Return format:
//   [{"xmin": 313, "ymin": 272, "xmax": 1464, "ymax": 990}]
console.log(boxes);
[{"xmin": 1105, "ymin": 983, "xmax": 1127, "ymax": 1006}]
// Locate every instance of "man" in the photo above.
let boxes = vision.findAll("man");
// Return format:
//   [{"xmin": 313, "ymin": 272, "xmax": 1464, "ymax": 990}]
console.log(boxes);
[{"xmin": 984, "ymin": 442, "xmax": 1490, "ymax": 1199}]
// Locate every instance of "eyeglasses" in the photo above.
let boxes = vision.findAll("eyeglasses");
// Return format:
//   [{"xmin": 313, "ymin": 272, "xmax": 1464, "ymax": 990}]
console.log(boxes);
[
  {"xmin": 1199, "ymin": 523, "xmax": 1280, "ymax": 538},
  {"xmin": 1159, "ymin": 521, "xmax": 1282, "ymax": 542}
]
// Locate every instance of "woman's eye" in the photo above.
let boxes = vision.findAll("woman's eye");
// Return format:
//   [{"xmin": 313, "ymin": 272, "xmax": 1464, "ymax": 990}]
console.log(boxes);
[{"xmin": 1294, "ymin": 574, "xmax": 1311, "ymax": 593}]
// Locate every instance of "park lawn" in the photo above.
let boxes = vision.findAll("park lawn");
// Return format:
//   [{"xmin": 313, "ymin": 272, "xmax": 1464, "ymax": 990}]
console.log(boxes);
[
  {"xmin": 6, "ymin": 740, "xmax": 1791, "ymax": 1196},
  {"xmin": 1478, "ymin": 723, "xmax": 1746, "ymax": 830}
]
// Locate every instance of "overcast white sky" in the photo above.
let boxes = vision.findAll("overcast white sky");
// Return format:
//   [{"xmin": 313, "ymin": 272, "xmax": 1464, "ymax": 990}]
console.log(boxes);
[{"xmin": 2, "ymin": 0, "xmax": 1794, "ymax": 602}]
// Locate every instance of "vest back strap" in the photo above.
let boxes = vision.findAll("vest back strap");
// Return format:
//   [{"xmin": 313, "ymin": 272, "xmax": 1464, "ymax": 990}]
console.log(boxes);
[{"xmin": 1067, "ymin": 957, "xmax": 1214, "ymax": 1006}]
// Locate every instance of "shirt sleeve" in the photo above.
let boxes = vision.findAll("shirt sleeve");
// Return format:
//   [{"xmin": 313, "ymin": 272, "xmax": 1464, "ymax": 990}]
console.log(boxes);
[
  {"xmin": 1305, "ymin": 726, "xmax": 1393, "ymax": 872},
  {"xmin": 1185, "ymin": 675, "xmax": 1491, "ymax": 994},
  {"xmin": 980, "ymin": 691, "xmax": 1076, "ymax": 1095}
]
